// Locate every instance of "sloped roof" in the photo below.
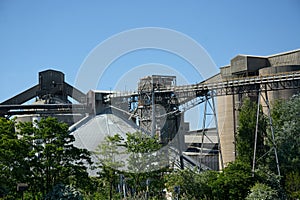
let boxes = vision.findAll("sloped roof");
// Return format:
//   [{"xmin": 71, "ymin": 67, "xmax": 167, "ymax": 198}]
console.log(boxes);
[
  {"xmin": 72, "ymin": 114, "xmax": 139, "ymax": 152},
  {"xmin": 71, "ymin": 114, "xmax": 141, "ymax": 176}
]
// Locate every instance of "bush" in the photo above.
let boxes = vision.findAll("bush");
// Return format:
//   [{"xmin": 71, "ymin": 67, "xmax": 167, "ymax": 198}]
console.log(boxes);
[
  {"xmin": 246, "ymin": 183, "xmax": 279, "ymax": 200},
  {"xmin": 44, "ymin": 184, "xmax": 83, "ymax": 200}
]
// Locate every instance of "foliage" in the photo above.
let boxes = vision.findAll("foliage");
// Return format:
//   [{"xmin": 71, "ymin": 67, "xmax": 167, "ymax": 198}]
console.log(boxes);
[
  {"xmin": 93, "ymin": 132, "xmax": 167, "ymax": 199},
  {"xmin": 123, "ymin": 132, "xmax": 167, "ymax": 198},
  {"xmin": 271, "ymin": 95, "xmax": 300, "ymax": 173},
  {"xmin": 253, "ymin": 166, "xmax": 285, "ymax": 199},
  {"xmin": 236, "ymin": 97, "xmax": 267, "ymax": 166},
  {"xmin": 211, "ymin": 160, "xmax": 254, "ymax": 200},
  {"xmin": 165, "ymin": 169, "xmax": 217, "ymax": 199},
  {"xmin": 44, "ymin": 184, "xmax": 83, "ymax": 200},
  {"xmin": 95, "ymin": 134, "xmax": 125, "ymax": 170},
  {"xmin": 271, "ymin": 95, "xmax": 300, "ymax": 199},
  {"xmin": 0, "ymin": 118, "xmax": 30, "ymax": 198},
  {"xmin": 80, "ymin": 177, "xmax": 113, "ymax": 200},
  {"xmin": 284, "ymin": 170, "xmax": 300, "ymax": 199},
  {"xmin": 94, "ymin": 134, "xmax": 124, "ymax": 200},
  {"xmin": 125, "ymin": 131, "xmax": 164, "ymax": 172},
  {"xmin": 165, "ymin": 161, "xmax": 254, "ymax": 200},
  {"xmin": 1, "ymin": 91, "xmax": 299, "ymax": 200},
  {"xmin": 246, "ymin": 183, "xmax": 279, "ymax": 200},
  {"xmin": 19, "ymin": 117, "xmax": 92, "ymax": 196},
  {"xmin": 0, "ymin": 117, "xmax": 92, "ymax": 199}
]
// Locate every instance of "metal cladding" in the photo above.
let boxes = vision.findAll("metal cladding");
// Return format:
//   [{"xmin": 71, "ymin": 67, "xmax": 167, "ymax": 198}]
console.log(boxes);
[
  {"xmin": 37, "ymin": 70, "xmax": 66, "ymax": 103},
  {"xmin": 0, "ymin": 69, "xmax": 88, "ymax": 125},
  {"xmin": 184, "ymin": 128, "xmax": 219, "ymax": 170}
]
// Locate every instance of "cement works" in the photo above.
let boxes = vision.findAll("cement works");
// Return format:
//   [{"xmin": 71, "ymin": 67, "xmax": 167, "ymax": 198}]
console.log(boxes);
[{"xmin": 1, "ymin": 49, "xmax": 300, "ymax": 172}]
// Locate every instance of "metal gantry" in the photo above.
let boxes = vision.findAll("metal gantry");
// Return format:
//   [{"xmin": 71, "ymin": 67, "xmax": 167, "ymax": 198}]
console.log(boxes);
[
  {"xmin": 107, "ymin": 70, "xmax": 300, "ymax": 170},
  {"xmin": 198, "ymin": 92, "xmax": 224, "ymax": 171},
  {"xmin": 1, "ymin": 70, "xmax": 300, "ymax": 171},
  {"xmin": 252, "ymin": 89, "xmax": 281, "ymax": 176}
]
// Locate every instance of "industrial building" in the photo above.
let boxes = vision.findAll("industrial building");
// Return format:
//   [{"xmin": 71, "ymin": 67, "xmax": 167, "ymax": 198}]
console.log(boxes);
[
  {"xmin": 213, "ymin": 49, "xmax": 300, "ymax": 166},
  {"xmin": 0, "ymin": 49, "xmax": 299, "ymax": 171}
]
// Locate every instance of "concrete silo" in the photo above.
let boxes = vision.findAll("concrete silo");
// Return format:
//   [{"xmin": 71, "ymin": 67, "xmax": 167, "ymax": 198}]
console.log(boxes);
[
  {"xmin": 215, "ymin": 49, "xmax": 300, "ymax": 168},
  {"xmin": 259, "ymin": 51, "xmax": 300, "ymax": 111}
]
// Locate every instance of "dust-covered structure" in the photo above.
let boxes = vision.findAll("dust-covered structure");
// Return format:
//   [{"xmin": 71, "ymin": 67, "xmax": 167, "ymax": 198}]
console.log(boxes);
[{"xmin": 1, "ymin": 49, "xmax": 300, "ymax": 171}]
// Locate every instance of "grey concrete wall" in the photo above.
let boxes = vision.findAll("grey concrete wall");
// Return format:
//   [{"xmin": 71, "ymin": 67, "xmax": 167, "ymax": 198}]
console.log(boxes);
[
  {"xmin": 231, "ymin": 55, "xmax": 247, "ymax": 74},
  {"xmin": 259, "ymin": 65, "xmax": 300, "ymax": 113},
  {"xmin": 268, "ymin": 50, "xmax": 300, "ymax": 67},
  {"xmin": 217, "ymin": 95, "xmax": 236, "ymax": 168}
]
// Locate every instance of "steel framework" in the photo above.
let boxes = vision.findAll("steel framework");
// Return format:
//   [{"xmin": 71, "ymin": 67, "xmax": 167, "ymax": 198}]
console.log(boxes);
[
  {"xmin": 107, "ymin": 70, "xmax": 300, "ymax": 170},
  {"xmin": 1, "ymin": 69, "xmax": 300, "ymax": 171}
]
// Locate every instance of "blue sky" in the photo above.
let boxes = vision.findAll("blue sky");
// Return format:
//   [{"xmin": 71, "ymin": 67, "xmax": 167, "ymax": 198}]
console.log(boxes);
[
  {"xmin": 1, "ymin": 0, "xmax": 300, "ymax": 97},
  {"xmin": 1, "ymin": 1, "xmax": 300, "ymax": 129}
]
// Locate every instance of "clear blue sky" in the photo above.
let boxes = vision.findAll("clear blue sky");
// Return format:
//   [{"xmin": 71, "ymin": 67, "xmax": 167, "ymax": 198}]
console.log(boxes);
[{"xmin": 1, "ymin": 1, "xmax": 299, "ymax": 101}]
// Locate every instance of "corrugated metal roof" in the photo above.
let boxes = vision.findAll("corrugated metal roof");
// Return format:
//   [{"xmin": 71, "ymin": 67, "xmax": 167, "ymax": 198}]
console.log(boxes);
[
  {"xmin": 72, "ymin": 114, "xmax": 139, "ymax": 152},
  {"xmin": 71, "ymin": 114, "xmax": 140, "ymax": 176}
]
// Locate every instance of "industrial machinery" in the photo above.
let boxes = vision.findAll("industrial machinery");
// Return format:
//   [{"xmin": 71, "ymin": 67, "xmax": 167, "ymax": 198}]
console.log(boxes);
[
  {"xmin": 0, "ymin": 69, "xmax": 88, "ymax": 125},
  {"xmin": 1, "ymin": 49, "xmax": 300, "ymax": 172}
]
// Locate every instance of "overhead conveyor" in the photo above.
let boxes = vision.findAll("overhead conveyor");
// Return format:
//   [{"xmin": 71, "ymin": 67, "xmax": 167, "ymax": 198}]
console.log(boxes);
[
  {"xmin": 1, "ymin": 68, "xmax": 300, "ymax": 171},
  {"xmin": 0, "ymin": 69, "xmax": 88, "ymax": 121}
]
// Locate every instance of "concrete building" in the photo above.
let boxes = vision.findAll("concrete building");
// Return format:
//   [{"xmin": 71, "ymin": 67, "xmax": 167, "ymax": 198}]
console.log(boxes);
[
  {"xmin": 1, "ymin": 49, "xmax": 299, "ymax": 171},
  {"xmin": 213, "ymin": 49, "xmax": 300, "ymax": 167}
]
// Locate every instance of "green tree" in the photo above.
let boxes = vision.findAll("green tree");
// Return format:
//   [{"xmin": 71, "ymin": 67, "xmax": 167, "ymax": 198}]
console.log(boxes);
[
  {"xmin": 0, "ymin": 117, "xmax": 30, "ymax": 198},
  {"xmin": 272, "ymin": 95, "xmax": 300, "ymax": 173},
  {"xmin": 94, "ymin": 134, "xmax": 124, "ymax": 200},
  {"xmin": 125, "ymin": 131, "xmax": 163, "ymax": 173},
  {"xmin": 285, "ymin": 171, "xmax": 300, "ymax": 199},
  {"xmin": 17, "ymin": 117, "xmax": 92, "ymax": 198},
  {"xmin": 211, "ymin": 161, "xmax": 254, "ymax": 200},
  {"xmin": 246, "ymin": 183, "xmax": 279, "ymax": 200},
  {"xmin": 165, "ymin": 169, "xmax": 217, "ymax": 200},
  {"xmin": 271, "ymin": 95, "xmax": 300, "ymax": 199},
  {"xmin": 165, "ymin": 161, "xmax": 254, "ymax": 200},
  {"xmin": 253, "ymin": 166, "xmax": 285, "ymax": 199},
  {"xmin": 124, "ymin": 132, "xmax": 167, "ymax": 198},
  {"xmin": 236, "ymin": 97, "xmax": 267, "ymax": 166},
  {"xmin": 44, "ymin": 184, "xmax": 83, "ymax": 200},
  {"xmin": 94, "ymin": 132, "xmax": 168, "ymax": 199}
]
